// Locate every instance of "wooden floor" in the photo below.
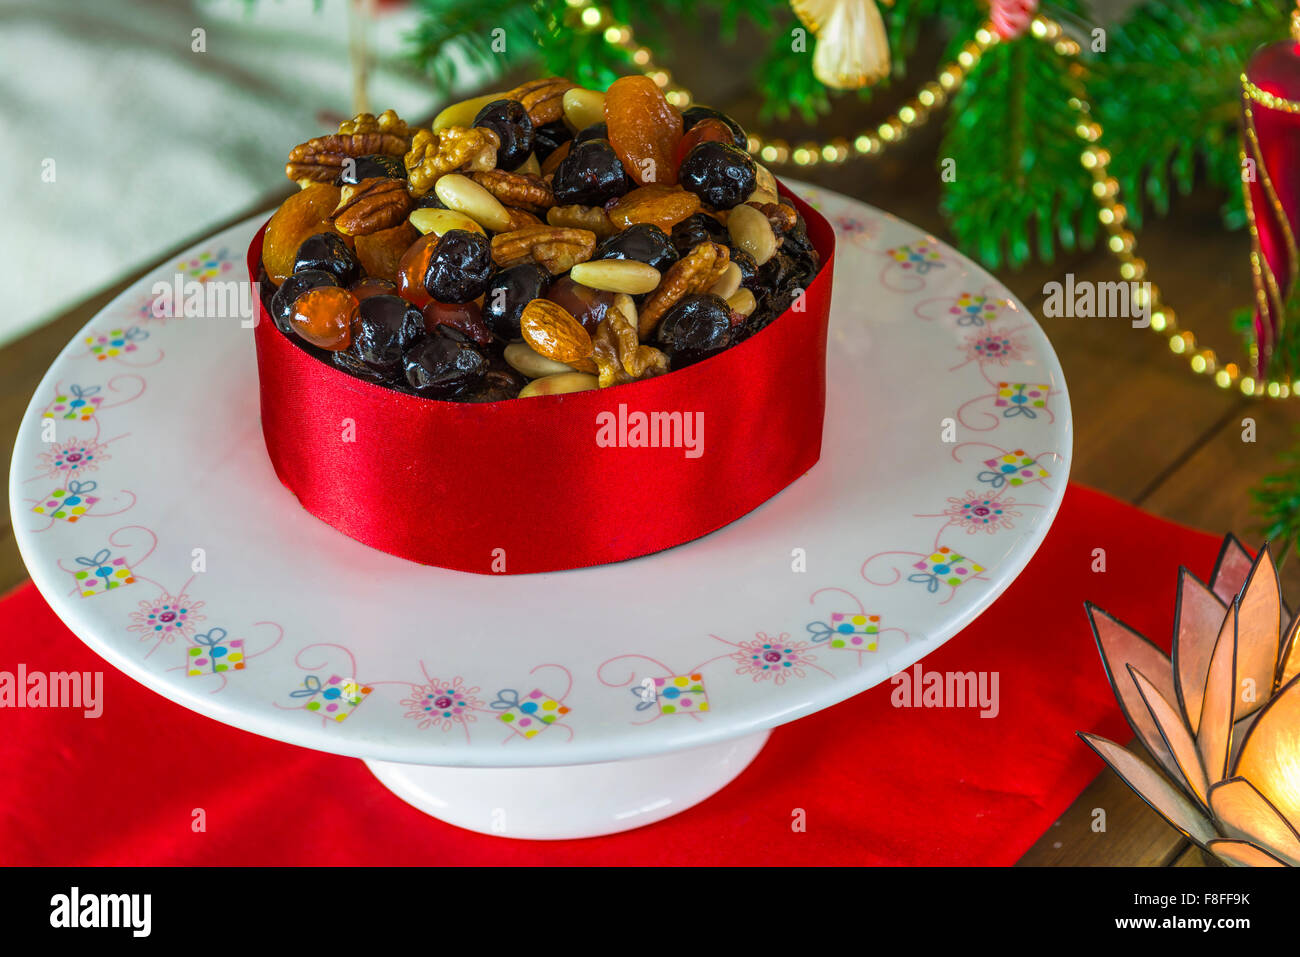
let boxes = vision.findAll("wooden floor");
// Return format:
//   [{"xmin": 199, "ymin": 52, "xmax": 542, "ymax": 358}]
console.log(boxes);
[{"xmin": 2, "ymin": 46, "xmax": 1294, "ymax": 866}]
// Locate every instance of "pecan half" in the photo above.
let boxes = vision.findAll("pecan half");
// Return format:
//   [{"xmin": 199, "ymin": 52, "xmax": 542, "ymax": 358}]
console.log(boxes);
[
  {"xmin": 504, "ymin": 76, "xmax": 576, "ymax": 126},
  {"xmin": 339, "ymin": 109, "xmax": 412, "ymax": 141},
  {"xmin": 637, "ymin": 241, "xmax": 730, "ymax": 337},
  {"xmin": 286, "ymin": 132, "xmax": 408, "ymax": 185},
  {"xmin": 607, "ymin": 184, "xmax": 701, "ymax": 232},
  {"xmin": 470, "ymin": 169, "xmax": 554, "ymax": 213},
  {"xmin": 332, "ymin": 177, "xmax": 413, "ymax": 236},
  {"xmin": 491, "ymin": 225, "xmax": 596, "ymax": 275},
  {"xmin": 405, "ymin": 126, "xmax": 500, "ymax": 196},
  {"xmin": 547, "ymin": 203, "xmax": 617, "ymax": 239},
  {"xmin": 503, "ymin": 207, "xmax": 544, "ymax": 230}
]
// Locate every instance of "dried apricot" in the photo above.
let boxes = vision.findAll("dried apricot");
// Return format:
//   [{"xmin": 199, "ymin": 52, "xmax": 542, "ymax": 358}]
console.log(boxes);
[
  {"xmin": 355, "ymin": 222, "xmax": 419, "ymax": 283},
  {"xmin": 263, "ymin": 184, "xmax": 342, "ymax": 285},
  {"xmin": 604, "ymin": 76, "xmax": 683, "ymax": 187}
]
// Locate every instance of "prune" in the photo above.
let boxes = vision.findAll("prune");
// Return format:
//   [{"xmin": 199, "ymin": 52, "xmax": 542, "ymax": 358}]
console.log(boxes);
[
  {"xmin": 673, "ymin": 118, "xmax": 735, "ymax": 171},
  {"xmin": 552, "ymin": 139, "xmax": 632, "ymax": 207},
  {"xmin": 269, "ymin": 269, "xmax": 338, "ymax": 335},
  {"xmin": 678, "ymin": 141, "xmax": 756, "ymax": 210},
  {"xmin": 403, "ymin": 327, "xmax": 487, "ymax": 397},
  {"xmin": 655, "ymin": 293, "xmax": 734, "ymax": 367},
  {"xmin": 336, "ymin": 153, "xmax": 406, "ymax": 186},
  {"xmin": 728, "ymin": 247, "xmax": 759, "ymax": 290},
  {"xmin": 423, "ymin": 229, "xmax": 493, "ymax": 304},
  {"xmin": 410, "ymin": 191, "xmax": 448, "ymax": 210},
  {"xmin": 670, "ymin": 212, "xmax": 728, "ymax": 255},
  {"xmin": 422, "ymin": 299, "xmax": 493, "ymax": 346},
  {"xmin": 345, "ymin": 294, "xmax": 425, "ymax": 376},
  {"xmin": 461, "ymin": 360, "xmax": 526, "ymax": 402},
  {"xmin": 473, "ymin": 99, "xmax": 534, "ymax": 170},
  {"xmin": 573, "ymin": 121, "xmax": 608, "ymax": 145},
  {"xmin": 593, "ymin": 223, "xmax": 679, "ymax": 272},
  {"xmin": 546, "ymin": 275, "xmax": 614, "ymax": 335},
  {"xmin": 332, "ymin": 348, "xmax": 389, "ymax": 383},
  {"xmin": 681, "ymin": 105, "xmax": 747, "ymax": 150},
  {"xmin": 293, "ymin": 232, "xmax": 360, "ymax": 284},
  {"xmin": 483, "ymin": 262, "xmax": 551, "ymax": 340},
  {"xmin": 289, "ymin": 286, "xmax": 359, "ymax": 350},
  {"xmin": 533, "ymin": 119, "xmax": 572, "ymax": 161}
]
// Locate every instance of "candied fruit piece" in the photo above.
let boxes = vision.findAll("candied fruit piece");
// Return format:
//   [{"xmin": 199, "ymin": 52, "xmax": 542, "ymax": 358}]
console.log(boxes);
[
  {"xmin": 263, "ymin": 184, "xmax": 343, "ymax": 285},
  {"xmin": 421, "ymin": 299, "xmax": 493, "ymax": 346},
  {"xmin": 289, "ymin": 286, "xmax": 359, "ymax": 350},
  {"xmin": 395, "ymin": 233, "xmax": 439, "ymax": 308},
  {"xmin": 604, "ymin": 75, "xmax": 683, "ymax": 187},
  {"xmin": 673, "ymin": 118, "xmax": 735, "ymax": 172},
  {"xmin": 546, "ymin": 274, "xmax": 613, "ymax": 335}
]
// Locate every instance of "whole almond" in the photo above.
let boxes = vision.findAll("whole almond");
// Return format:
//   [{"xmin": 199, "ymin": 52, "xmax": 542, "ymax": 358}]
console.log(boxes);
[{"xmin": 519, "ymin": 299, "xmax": 594, "ymax": 363}]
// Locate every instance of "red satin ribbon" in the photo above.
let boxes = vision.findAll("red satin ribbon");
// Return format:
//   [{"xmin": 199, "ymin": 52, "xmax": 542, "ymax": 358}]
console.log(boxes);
[
  {"xmin": 249, "ymin": 189, "xmax": 836, "ymax": 574},
  {"xmin": 1243, "ymin": 40, "xmax": 1300, "ymax": 374}
]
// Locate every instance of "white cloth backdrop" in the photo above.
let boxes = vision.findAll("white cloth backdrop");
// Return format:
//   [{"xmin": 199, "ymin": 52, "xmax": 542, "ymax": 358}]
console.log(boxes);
[{"xmin": 2, "ymin": 0, "xmax": 491, "ymax": 347}]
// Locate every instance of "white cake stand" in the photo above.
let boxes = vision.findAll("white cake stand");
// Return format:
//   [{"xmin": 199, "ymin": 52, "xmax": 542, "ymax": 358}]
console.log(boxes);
[{"xmin": 9, "ymin": 184, "xmax": 1071, "ymax": 839}]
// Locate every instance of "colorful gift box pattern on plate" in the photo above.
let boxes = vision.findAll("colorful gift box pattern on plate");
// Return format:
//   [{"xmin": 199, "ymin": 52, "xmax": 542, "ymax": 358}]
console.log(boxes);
[
  {"xmin": 492, "ymin": 688, "xmax": 571, "ymax": 739},
  {"xmin": 645, "ymin": 674, "xmax": 709, "ymax": 715},
  {"xmin": 71, "ymin": 549, "xmax": 135, "ymax": 597},
  {"xmin": 179, "ymin": 250, "xmax": 233, "ymax": 283},
  {"xmin": 827, "ymin": 612, "xmax": 880, "ymax": 650},
  {"xmin": 187, "ymin": 628, "xmax": 245, "ymax": 676},
  {"xmin": 952, "ymin": 293, "xmax": 1004, "ymax": 326},
  {"xmin": 887, "ymin": 242, "xmax": 943, "ymax": 273},
  {"xmin": 85, "ymin": 327, "xmax": 148, "ymax": 361},
  {"xmin": 981, "ymin": 451, "xmax": 1049, "ymax": 488},
  {"xmin": 32, "ymin": 481, "xmax": 99, "ymax": 522},
  {"xmin": 995, "ymin": 383, "xmax": 1050, "ymax": 417},
  {"xmin": 910, "ymin": 548, "xmax": 984, "ymax": 592},
  {"xmin": 291, "ymin": 674, "xmax": 371, "ymax": 722},
  {"xmin": 44, "ymin": 385, "xmax": 102, "ymax": 421}
]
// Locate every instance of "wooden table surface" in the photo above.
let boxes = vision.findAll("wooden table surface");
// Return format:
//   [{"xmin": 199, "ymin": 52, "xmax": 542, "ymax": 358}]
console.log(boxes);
[{"xmin": 2, "ymin": 50, "xmax": 1293, "ymax": 866}]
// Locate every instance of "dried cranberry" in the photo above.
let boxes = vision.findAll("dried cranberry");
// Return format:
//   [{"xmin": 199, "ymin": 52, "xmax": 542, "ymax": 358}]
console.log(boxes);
[
  {"xmin": 681, "ymin": 105, "xmax": 748, "ymax": 149},
  {"xmin": 670, "ymin": 213, "xmax": 729, "ymax": 256}
]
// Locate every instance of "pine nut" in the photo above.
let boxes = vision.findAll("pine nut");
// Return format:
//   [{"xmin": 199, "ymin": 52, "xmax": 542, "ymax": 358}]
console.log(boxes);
[
  {"xmin": 516, "ymin": 152, "xmax": 542, "ymax": 177},
  {"xmin": 409, "ymin": 207, "xmax": 485, "ymax": 237},
  {"xmin": 562, "ymin": 88, "xmax": 606, "ymax": 131},
  {"xmin": 569, "ymin": 259, "xmax": 662, "ymax": 294},
  {"xmin": 727, "ymin": 203, "xmax": 777, "ymax": 265},
  {"xmin": 519, "ymin": 372, "xmax": 600, "ymax": 397},
  {"xmin": 504, "ymin": 342, "xmax": 577, "ymax": 378},
  {"xmin": 726, "ymin": 287, "xmax": 756, "ymax": 317},
  {"xmin": 434, "ymin": 173, "xmax": 514, "ymax": 233}
]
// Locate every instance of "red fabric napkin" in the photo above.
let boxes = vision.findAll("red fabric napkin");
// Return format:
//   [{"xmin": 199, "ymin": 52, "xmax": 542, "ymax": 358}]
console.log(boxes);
[{"xmin": 0, "ymin": 483, "xmax": 1221, "ymax": 865}]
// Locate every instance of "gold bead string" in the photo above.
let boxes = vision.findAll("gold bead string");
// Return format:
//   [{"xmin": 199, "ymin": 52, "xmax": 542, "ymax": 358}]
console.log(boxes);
[{"xmin": 564, "ymin": 0, "xmax": 1296, "ymax": 398}]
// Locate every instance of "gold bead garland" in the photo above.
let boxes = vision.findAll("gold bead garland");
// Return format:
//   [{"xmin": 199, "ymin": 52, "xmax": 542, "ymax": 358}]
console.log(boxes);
[{"xmin": 564, "ymin": 0, "xmax": 1297, "ymax": 397}]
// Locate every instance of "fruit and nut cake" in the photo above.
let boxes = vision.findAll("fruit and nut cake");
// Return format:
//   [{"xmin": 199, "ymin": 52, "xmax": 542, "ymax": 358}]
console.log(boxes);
[{"xmin": 259, "ymin": 76, "xmax": 822, "ymax": 402}]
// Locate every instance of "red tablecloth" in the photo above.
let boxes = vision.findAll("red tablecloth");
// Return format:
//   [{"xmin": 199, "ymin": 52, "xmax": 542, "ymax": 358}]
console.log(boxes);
[{"xmin": 0, "ymin": 484, "xmax": 1222, "ymax": 865}]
